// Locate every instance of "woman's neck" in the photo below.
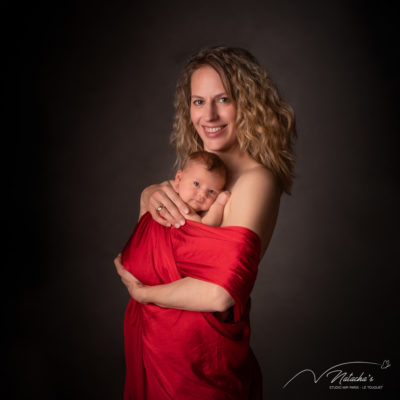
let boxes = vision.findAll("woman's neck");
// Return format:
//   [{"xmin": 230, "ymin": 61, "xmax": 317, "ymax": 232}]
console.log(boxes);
[{"xmin": 212, "ymin": 146, "xmax": 260, "ymax": 188}]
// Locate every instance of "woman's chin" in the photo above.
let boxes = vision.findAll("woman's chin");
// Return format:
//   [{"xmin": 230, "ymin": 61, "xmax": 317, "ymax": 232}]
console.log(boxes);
[
  {"xmin": 204, "ymin": 141, "xmax": 227, "ymax": 152},
  {"xmin": 205, "ymin": 142, "xmax": 236, "ymax": 154}
]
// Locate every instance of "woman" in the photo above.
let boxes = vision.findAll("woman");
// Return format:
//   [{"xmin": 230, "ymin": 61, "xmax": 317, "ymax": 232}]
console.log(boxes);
[{"xmin": 115, "ymin": 46, "xmax": 296, "ymax": 399}]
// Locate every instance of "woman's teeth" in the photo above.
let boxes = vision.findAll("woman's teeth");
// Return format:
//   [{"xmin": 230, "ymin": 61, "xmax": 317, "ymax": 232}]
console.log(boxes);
[{"xmin": 205, "ymin": 127, "xmax": 222, "ymax": 133}]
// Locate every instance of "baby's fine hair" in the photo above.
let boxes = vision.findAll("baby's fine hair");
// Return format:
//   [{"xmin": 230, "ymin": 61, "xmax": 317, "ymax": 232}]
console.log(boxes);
[{"xmin": 182, "ymin": 151, "xmax": 227, "ymax": 180}]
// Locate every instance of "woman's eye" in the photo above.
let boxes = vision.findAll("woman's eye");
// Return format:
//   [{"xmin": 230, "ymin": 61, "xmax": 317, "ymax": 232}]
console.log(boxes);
[
  {"xmin": 219, "ymin": 97, "xmax": 229, "ymax": 103},
  {"xmin": 193, "ymin": 99, "xmax": 203, "ymax": 106},
  {"xmin": 193, "ymin": 181, "xmax": 199, "ymax": 187}
]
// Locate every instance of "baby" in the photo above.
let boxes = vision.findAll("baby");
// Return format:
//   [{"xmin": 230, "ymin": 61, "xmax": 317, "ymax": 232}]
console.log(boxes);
[
  {"xmin": 173, "ymin": 151, "xmax": 233, "ymax": 322},
  {"xmin": 172, "ymin": 151, "xmax": 230, "ymax": 226}
]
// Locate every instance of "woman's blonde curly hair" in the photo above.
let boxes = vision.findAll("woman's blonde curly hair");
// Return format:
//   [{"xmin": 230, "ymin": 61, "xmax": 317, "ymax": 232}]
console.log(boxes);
[{"xmin": 170, "ymin": 46, "xmax": 297, "ymax": 195}]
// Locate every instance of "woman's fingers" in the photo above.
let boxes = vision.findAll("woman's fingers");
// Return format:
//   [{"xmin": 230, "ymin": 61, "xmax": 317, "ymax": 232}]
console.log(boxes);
[
  {"xmin": 113, "ymin": 254, "xmax": 147, "ymax": 303},
  {"xmin": 148, "ymin": 198, "xmax": 173, "ymax": 227},
  {"xmin": 114, "ymin": 255, "xmax": 142, "ymax": 291},
  {"xmin": 149, "ymin": 183, "xmax": 189, "ymax": 227},
  {"xmin": 164, "ymin": 181, "xmax": 190, "ymax": 216},
  {"xmin": 114, "ymin": 254, "xmax": 129, "ymax": 281},
  {"xmin": 114, "ymin": 253, "xmax": 122, "ymax": 270},
  {"xmin": 150, "ymin": 195, "xmax": 182, "ymax": 227}
]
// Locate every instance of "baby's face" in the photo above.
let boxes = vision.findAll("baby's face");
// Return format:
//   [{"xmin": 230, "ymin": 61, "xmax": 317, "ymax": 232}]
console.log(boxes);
[{"xmin": 175, "ymin": 162, "xmax": 225, "ymax": 212}]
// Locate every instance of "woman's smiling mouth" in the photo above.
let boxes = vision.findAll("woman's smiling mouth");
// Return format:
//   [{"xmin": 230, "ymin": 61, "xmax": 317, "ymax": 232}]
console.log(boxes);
[{"xmin": 203, "ymin": 125, "xmax": 227, "ymax": 137}]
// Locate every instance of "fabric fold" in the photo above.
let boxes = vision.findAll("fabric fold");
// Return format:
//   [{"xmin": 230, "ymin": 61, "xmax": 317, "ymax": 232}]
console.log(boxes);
[{"xmin": 121, "ymin": 212, "xmax": 262, "ymax": 400}]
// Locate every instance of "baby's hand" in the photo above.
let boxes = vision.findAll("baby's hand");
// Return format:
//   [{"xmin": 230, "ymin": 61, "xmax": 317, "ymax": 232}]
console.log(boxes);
[{"xmin": 215, "ymin": 191, "xmax": 231, "ymax": 206}]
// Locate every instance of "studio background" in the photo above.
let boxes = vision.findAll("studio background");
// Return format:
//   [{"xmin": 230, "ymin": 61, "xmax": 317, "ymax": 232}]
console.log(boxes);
[{"xmin": 11, "ymin": 1, "xmax": 398, "ymax": 399}]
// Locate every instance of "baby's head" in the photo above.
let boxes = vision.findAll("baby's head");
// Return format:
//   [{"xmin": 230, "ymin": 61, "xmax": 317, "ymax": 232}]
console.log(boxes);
[{"xmin": 174, "ymin": 151, "xmax": 227, "ymax": 212}]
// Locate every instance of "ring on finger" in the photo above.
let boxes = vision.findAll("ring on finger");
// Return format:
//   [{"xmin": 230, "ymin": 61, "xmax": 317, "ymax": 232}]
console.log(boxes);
[{"xmin": 156, "ymin": 204, "xmax": 164, "ymax": 213}]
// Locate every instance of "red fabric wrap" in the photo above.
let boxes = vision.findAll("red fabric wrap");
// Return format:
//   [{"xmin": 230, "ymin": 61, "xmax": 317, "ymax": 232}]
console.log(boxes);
[{"xmin": 121, "ymin": 212, "xmax": 262, "ymax": 400}]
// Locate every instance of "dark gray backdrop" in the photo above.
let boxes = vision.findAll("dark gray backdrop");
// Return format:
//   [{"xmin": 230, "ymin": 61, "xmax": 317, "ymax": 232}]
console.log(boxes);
[{"xmin": 11, "ymin": 1, "xmax": 398, "ymax": 399}]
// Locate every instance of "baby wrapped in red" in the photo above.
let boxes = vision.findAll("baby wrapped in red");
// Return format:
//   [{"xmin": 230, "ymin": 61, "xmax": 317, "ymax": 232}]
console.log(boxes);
[{"xmin": 121, "ymin": 212, "xmax": 263, "ymax": 399}]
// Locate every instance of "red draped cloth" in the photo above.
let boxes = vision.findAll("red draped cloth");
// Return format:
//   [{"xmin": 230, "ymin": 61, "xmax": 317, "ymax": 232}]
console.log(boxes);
[{"xmin": 121, "ymin": 212, "xmax": 263, "ymax": 399}]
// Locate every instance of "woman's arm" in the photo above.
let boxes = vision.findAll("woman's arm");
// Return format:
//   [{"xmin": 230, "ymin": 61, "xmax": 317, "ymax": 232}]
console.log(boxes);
[
  {"xmin": 117, "ymin": 167, "xmax": 279, "ymax": 312},
  {"xmin": 142, "ymin": 278, "xmax": 233, "ymax": 312},
  {"xmin": 114, "ymin": 254, "xmax": 233, "ymax": 312},
  {"xmin": 140, "ymin": 181, "xmax": 190, "ymax": 227}
]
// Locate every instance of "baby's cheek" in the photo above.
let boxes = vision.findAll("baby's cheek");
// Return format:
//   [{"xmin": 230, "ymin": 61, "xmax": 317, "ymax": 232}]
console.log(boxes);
[{"xmin": 207, "ymin": 198, "xmax": 216, "ymax": 209}]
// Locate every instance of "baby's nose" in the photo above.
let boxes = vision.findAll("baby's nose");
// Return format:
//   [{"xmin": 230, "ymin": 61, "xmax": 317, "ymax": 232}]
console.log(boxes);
[{"xmin": 196, "ymin": 191, "xmax": 207, "ymax": 201}]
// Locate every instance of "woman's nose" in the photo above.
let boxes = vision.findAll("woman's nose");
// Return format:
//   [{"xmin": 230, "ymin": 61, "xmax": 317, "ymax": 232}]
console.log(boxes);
[{"xmin": 204, "ymin": 102, "xmax": 218, "ymax": 121}]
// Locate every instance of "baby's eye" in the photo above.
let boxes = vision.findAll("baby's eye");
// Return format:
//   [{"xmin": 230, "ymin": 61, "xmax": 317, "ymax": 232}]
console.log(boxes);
[
  {"xmin": 193, "ymin": 181, "xmax": 199, "ymax": 187},
  {"xmin": 208, "ymin": 189, "xmax": 216, "ymax": 195}
]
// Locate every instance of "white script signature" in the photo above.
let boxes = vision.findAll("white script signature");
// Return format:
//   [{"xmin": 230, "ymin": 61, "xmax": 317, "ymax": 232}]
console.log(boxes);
[{"xmin": 283, "ymin": 360, "xmax": 390, "ymax": 388}]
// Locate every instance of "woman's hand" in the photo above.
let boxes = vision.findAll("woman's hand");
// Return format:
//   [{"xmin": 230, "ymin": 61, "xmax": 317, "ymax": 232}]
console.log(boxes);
[
  {"xmin": 140, "ymin": 181, "xmax": 190, "ymax": 228},
  {"xmin": 114, "ymin": 254, "xmax": 234, "ymax": 312},
  {"xmin": 114, "ymin": 254, "xmax": 148, "ymax": 303}
]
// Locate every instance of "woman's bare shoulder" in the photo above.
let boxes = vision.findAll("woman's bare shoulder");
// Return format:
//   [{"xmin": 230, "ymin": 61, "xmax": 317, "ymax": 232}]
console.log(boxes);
[
  {"xmin": 233, "ymin": 164, "xmax": 278, "ymax": 194},
  {"xmin": 222, "ymin": 165, "xmax": 281, "ymax": 250}
]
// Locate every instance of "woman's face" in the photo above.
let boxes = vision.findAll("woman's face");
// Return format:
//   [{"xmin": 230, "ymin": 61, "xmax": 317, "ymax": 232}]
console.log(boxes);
[{"xmin": 190, "ymin": 66, "xmax": 237, "ymax": 153}]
